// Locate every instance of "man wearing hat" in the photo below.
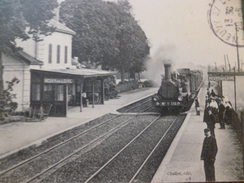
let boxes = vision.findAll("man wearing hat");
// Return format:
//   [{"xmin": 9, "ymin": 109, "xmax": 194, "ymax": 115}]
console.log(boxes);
[
  {"xmin": 205, "ymin": 109, "xmax": 216, "ymax": 137},
  {"xmin": 201, "ymin": 128, "xmax": 218, "ymax": 182}
]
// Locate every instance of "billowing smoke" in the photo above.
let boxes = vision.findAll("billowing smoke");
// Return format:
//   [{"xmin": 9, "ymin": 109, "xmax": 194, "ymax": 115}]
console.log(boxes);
[
  {"xmin": 142, "ymin": 44, "xmax": 208, "ymax": 86},
  {"xmin": 142, "ymin": 45, "xmax": 177, "ymax": 86}
]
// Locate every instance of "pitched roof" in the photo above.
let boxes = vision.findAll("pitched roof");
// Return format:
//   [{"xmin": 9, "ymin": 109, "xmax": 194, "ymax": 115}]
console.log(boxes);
[
  {"xmin": 49, "ymin": 19, "xmax": 76, "ymax": 36},
  {"xmin": 18, "ymin": 51, "xmax": 43, "ymax": 65}
]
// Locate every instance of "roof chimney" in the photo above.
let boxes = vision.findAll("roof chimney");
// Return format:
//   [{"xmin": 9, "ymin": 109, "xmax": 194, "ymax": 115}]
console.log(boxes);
[{"xmin": 54, "ymin": 7, "xmax": 60, "ymax": 22}]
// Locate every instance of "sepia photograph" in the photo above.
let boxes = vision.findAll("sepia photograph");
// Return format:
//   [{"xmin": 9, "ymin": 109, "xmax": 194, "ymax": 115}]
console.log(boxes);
[{"xmin": 0, "ymin": 0, "xmax": 244, "ymax": 182}]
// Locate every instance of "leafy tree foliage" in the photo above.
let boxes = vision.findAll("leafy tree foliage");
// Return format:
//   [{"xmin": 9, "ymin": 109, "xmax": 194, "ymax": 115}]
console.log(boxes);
[
  {"xmin": 0, "ymin": 0, "xmax": 58, "ymax": 54},
  {"xmin": 0, "ymin": 0, "xmax": 58, "ymax": 120},
  {"xmin": 60, "ymin": 0, "xmax": 119, "ymax": 67},
  {"xmin": 60, "ymin": 0, "xmax": 150, "ymax": 82},
  {"xmin": 3, "ymin": 77, "xmax": 20, "ymax": 114}
]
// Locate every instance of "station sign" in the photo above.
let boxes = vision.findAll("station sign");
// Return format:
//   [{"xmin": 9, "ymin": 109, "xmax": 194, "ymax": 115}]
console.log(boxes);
[
  {"xmin": 208, "ymin": 75, "xmax": 234, "ymax": 81},
  {"xmin": 44, "ymin": 78, "xmax": 74, "ymax": 83}
]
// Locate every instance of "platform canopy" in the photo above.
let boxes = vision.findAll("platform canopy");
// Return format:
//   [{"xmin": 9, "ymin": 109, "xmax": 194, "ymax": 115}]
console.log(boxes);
[{"xmin": 31, "ymin": 68, "xmax": 116, "ymax": 78}]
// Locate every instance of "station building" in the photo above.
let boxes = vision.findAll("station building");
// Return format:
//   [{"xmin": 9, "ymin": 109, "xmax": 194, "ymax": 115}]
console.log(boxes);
[{"xmin": 3, "ymin": 18, "xmax": 115, "ymax": 117}]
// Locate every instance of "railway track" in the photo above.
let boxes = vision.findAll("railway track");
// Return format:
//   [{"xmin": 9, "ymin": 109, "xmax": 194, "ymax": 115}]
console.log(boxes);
[
  {"xmin": 117, "ymin": 95, "xmax": 154, "ymax": 113},
  {"xmin": 83, "ymin": 114, "xmax": 186, "ymax": 183},
  {"xmin": 0, "ymin": 96, "xmax": 187, "ymax": 183},
  {"xmin": 0, "ymin": 101, "xmax": 154, "ymax": 183},
  {"xmin": 38, "ymin": 113, "xmax": 186, "ymax": 183}
]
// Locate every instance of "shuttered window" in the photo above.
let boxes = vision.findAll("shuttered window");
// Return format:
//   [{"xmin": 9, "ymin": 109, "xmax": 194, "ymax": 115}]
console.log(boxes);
[
  {"xmin": 48, "ymin": 44, "xmax": 52, "ymax": 63},
  {"xmin": 57, "ymin": 45, "xmax": 60, "ymax": 63}
]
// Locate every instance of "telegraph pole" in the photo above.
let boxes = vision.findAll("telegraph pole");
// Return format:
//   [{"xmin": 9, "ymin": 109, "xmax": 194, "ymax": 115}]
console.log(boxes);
[{"xmin": 235, "ymin": 23, "xmax": 241, "ymax": 72}]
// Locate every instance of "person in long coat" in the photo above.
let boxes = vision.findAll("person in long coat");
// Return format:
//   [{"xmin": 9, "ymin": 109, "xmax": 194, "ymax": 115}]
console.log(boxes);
[
  {"xmin": 210, "ymin": 89, "xmax": 217, "ymax": 98},
  {"xmin": 209, "ymin": 98, "xmax": 219, "ymax": 122},
  {"xmin": 82, "ymin": 91, "xmax": 88, "ymax": 107},
  {"xmin": 218, "ymin": 99, "xmax": 226, "ymax": 129},
  {"xmin": 205, "ymin": 109, "xmax": 216, "ymax": 137},
  {"xmin": 224, "ymin": 101, "xmax": 232, "ymax": 125},
  {"xmin": 201, "ymin": 128, "xmax": 218, "ymax": 182},
  {"xmin": 195, "ymin": 98, "xmax": 200, "ymax": 115}
]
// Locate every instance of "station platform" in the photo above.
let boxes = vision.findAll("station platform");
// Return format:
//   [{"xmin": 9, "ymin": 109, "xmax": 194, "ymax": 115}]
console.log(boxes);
[
  {"xmin": 0, "ymin": 87, "xmax": 158, "ymax": 158},
  {"xmin": 152, "ymin": 81, "xmax": 243, "ymax": 182}
]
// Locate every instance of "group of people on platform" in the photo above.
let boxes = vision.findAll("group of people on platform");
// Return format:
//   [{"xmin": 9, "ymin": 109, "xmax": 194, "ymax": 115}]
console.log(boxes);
[
  {"xmin": 196, "ymin": 88, "xmax": 234, "ymax": 182},
  {"xmin": 203, "ymin": 89, "xmax": 233, "ymax": 135}
]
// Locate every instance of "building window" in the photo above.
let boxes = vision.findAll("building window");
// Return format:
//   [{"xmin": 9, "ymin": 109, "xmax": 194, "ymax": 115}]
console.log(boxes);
[
  {"xmin": 65, "ymin": 46, "xmax": 68, "ymax": 64},
  {"xmin": 43, "ymin": 84, "xmax": 53, "ymax": 101},
  {"xmin": 48, "ymin": 44, "xmax": 52, "ymax": 63},
  {"xmin": 32, "ymin": 84, "xmax": 41, "ymax": 101},
  {"xmin": 57, "ymin": 45, "xmax": 60, "ymax": 63}
]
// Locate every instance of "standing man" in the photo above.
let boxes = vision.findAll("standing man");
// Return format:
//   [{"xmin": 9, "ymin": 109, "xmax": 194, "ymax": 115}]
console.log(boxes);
[
  {"xmin": 209, "ymin": 98, "xmax": 219, "ymax": 123},
  {"xmin": 205, "ymin": 109, "xmax": 216, "ymax": 137},
  {"xmin": 82, "ymin": 91, "xmax": 88, "ymax": 107},
  {"xmin": 195, "ymin": 98, "xmax": 200, "ymax": 115},
  {"xmin": 210, "ymin": 89, "xmax": 217, "ymax": 98},
  {"xmin": 218, "ymin": 99, "xmax": 226, "ymax": 129},
  {"xmin": 201, "ymin": 128, "xmax": 218, "ymax": 182}
]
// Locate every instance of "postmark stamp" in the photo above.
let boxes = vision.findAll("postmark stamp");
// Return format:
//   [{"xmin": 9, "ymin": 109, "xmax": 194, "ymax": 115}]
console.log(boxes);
[{"xmin": 208, "ymin": 0, "xmax": 244, "ymax": 47}]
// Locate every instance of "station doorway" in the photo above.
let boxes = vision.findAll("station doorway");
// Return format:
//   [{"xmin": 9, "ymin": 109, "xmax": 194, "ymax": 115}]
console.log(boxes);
[{"xmin": 43, "ymin": 84, "xmax": 67, "ymax": 117}]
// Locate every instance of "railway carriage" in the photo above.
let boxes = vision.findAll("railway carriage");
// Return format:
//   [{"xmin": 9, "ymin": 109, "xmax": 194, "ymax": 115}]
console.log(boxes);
[{"xmin": 152, "ymin": 64, "xmax": 203, "ymax": 112}]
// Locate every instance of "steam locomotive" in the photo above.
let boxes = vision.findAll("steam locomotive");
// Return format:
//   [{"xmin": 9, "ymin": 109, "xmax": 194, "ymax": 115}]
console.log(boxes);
[{"xmin": 151, "ymin": 64, "xmax": 203, "ymax": 112}]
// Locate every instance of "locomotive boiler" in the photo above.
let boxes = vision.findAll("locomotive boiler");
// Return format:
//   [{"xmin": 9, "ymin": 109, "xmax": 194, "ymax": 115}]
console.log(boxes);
[{"xmin": 152, "ymin": 64, "xmax": 203, "ymax": 112}]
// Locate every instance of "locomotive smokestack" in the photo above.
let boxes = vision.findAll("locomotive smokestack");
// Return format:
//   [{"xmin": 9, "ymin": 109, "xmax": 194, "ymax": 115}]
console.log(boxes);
[{"xmin": 164, "ymin": 64, "xmax": 171, "ymax": 81}]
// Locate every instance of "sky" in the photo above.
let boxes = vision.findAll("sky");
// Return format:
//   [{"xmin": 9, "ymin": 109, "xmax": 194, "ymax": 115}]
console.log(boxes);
[
  {"xmin": 120, "ymin": 0, "xmax": 243, "ymax": 82},
  {"xmin": 59, "ymin": 0, "xmax": 244, "ymax": 82},
  {"xmin": 127, "ymin": 0, "xmax": 242, "ymax": 65}
]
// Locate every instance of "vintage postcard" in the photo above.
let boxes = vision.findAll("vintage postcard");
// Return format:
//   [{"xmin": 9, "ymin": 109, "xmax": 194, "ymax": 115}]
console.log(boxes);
[{"xmin": 0, "ymin": 0, "xmax": 243, "ymax": 182}]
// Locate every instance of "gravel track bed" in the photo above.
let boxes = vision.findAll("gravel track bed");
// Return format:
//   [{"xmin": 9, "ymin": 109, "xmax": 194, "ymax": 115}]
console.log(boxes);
[
  {"xmin": 117, "ymin": 96, "xmax": 153, "ymax": 113},
  {"xmin": 40, "ymin": 114, "xmax": 160, "ymax": 183},
  {"xmin": 0, "ymin": 114, "xmax": 117, "ymax": 172},
  {"xmin": 0, "ymin": 94, "xmax": 158, "ymax": 173},
  {"xmin": 134, "ymin": 114, "xmax": 187, "ymax": 182},
  {"xmin": 126, "ymin": 100, "xmax": 153, "ymax": 113},
  {"xmin": 0, "ymin": 114, "xmax": 135, "ymax": 183},
  {"xmin": 90, "ymin": 115, "xmax": 178, "ymax": 183}
]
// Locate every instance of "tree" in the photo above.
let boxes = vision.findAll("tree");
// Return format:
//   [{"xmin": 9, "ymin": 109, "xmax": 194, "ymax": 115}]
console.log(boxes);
[
  {"xmin": 59, "ymin": 0, "xmax": 150, "ymax": 82},
  {"xmin": 113, "ymin": 5, "xmax": 150, "ymax": 81},
  {"xmin": 0, "ymin": 0, "xmax": 58, "ymax": 120},
  {"xmin": 60, "ymin": 0, "xmax": 120, "ymax": 68}
]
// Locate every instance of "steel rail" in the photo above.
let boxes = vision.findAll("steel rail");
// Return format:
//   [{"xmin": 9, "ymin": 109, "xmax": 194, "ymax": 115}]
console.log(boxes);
[
  {"xmin": 0, "ymin": 115, "xmax": 119, "ymax": 176},
  {"xmin": 23, "ymin": 106, "xmax": 154, "ymax": 183},
  {"xmin": 129, "ymin": 114, "xmax": 186, "ymax": 183},
  {"xmin": 0, "ymin": 100, "xmax": 152, "ymax": 177},
  {"xmin": 84, "ymin": 113, "xmax": 161, "ymax": 183},
  {"xmin": 123, "ymin": 98, "xmax": 152, "ymax": 113}
]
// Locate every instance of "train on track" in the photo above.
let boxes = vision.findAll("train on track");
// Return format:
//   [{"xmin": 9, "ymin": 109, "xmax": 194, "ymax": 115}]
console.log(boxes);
[{"xmin": 152, "ymin": 63, "xmax": 203, "ymax": 112}]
